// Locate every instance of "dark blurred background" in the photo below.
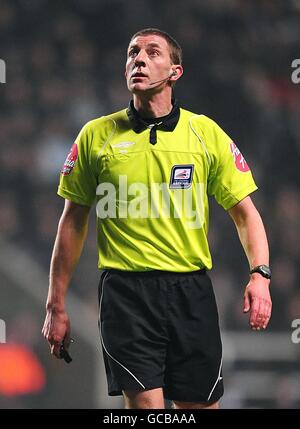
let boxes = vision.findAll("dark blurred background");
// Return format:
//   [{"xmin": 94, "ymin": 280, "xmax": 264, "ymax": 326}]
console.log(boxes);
[{"xmin": 0, "ymin": 0, "xmax": 299, "ymax": 409}]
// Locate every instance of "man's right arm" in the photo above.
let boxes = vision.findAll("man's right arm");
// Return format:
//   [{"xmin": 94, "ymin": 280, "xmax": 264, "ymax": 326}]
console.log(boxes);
[{"xmin": 42, "ymin": 199, "xmax": 91, "ymax": 358}]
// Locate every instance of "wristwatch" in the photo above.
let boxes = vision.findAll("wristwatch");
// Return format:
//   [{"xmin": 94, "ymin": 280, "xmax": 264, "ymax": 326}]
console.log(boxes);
[{"xmin": 250, "ymin": 264, "xmax": 271, "ymax": 279}]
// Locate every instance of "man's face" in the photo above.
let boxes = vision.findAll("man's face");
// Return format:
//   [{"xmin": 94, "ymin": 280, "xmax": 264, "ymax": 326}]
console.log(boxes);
[{"xmin": 125, "ymin": 34, "xmax": 174, "ymax": 93}]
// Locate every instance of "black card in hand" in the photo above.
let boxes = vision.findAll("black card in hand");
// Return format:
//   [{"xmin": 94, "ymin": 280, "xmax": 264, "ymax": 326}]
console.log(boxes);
[{"xmin": 59, "ymin": 342, "xmax": 73, "ymax": 363}]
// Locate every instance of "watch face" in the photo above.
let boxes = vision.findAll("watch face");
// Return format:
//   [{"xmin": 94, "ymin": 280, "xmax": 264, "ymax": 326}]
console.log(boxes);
[
  {"xmin": 251, "ymin": 265, "xmax": 271, "ymax": 279},
  {"xmin": 261, "ymin": 266, "xmax": 267, "ymax": 274},
  {"xmin": 261, "ymin": 265, "xmax": 271, "ymax": 277}
]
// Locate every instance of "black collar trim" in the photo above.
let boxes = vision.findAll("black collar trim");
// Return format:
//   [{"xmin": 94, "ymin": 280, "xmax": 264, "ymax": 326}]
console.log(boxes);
[{"xmin": 126, "ymin": 99, "xmax": 180, "ymax": 134}]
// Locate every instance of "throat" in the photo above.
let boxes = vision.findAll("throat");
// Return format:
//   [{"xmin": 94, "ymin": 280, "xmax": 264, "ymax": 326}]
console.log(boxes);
[{"xmin": 133, "ymin": 97, "xmax": 173, "ymax": 119}]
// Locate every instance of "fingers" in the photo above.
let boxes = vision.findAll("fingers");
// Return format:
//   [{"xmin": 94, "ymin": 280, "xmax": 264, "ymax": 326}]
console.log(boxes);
[
  {"xmin": 42, "ymin": 312, "xmax": 70, "ymax": 359},
  {"xmin": 243, "ymin": 292, "xmax": 250, "ymax": 313},
  {"xmin": 262, "ymin": 300, "xmax": 272, "ymax": 329},
  {"xmin": 50, "ymin": 337, "xmax": 63, "ymax": 358},
  {"xmin": 249, "ymin": 297, "xmax": 260, "ymax": 329},
  {"xmin": 45, "ymin": 332, "xmax": 64, "ymax": 358},
  {"xmin": 249, "ymin": 297, "xmax": 272, "ymax": 330},
  {"xmin": 62, "ymin": 321, "xmax": 71, "ymax": 350},
  {"xmin": 41, "ymin": 318, "xmax": 62, "ymax": 357}
]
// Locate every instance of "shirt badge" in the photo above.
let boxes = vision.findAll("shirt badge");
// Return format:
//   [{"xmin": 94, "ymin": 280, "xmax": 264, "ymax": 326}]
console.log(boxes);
[
  {"xmin": 169, "ymin": 164, "xmax": 194, "ymax": 189},
  {"xmin": 230, "ymin": 142, "xmax": 250, "ymax": 172},
  {"xmin": 61, "ymin": 143, "xmax": 78, "ymax": 176}
]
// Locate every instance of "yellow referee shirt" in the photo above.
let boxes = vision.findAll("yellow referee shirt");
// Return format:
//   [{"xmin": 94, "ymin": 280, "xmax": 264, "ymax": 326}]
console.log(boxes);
[{"xmin": 58, "ymin": 102, "xmax": 257, "ymax": 272}]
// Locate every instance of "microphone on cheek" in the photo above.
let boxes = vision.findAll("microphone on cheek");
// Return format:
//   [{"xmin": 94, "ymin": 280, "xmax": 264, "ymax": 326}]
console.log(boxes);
[{"xmin": 149, "ymin": 71, "xmax": 177, "ymax": 86}]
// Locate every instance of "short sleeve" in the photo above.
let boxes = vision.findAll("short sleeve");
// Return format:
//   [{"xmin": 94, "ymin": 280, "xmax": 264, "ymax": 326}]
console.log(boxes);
[
  {"xmin": 205, "ymin": 118, "xmax": 258, "ymax": 210},
  {"xmin": 57, "ymin": 123, "xmax": 97, "ymax": 207}
]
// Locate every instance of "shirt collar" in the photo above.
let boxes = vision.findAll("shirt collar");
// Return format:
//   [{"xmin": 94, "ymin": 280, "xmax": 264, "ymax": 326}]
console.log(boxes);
[{"xmin": 126, "ymin": 98, "xmax": 180, "ymax": 134}]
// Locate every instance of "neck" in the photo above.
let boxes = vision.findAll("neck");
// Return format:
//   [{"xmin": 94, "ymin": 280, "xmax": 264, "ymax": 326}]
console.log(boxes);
[{"xmin": 133, "ymin": 89, "xmax": 173, "ymax": 118}]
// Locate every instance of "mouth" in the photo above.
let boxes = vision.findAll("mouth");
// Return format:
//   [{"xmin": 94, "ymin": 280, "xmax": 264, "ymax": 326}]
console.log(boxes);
[{"xmin": 131, "ymin": 71, "xmax": 148, "ymax": 79}]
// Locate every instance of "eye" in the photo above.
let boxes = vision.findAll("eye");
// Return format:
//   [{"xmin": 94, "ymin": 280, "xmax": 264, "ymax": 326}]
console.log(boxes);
[
  {"xmin": 128, "ymin": 49, "xmax": 138, "ymax": 58},
  {"xmin": 149, "ymin": 50, "xmax": 159, "ymax": 56}
]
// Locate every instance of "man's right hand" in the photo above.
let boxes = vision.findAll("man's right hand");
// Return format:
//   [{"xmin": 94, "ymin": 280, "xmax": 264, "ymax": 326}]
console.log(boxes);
[{"xmin": 42, "ymin": 308, "xmax": 71, "ymax": 359}]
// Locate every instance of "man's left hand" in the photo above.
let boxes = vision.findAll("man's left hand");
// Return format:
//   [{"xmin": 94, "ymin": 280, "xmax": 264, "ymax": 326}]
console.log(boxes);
[{"xmin": 243, "ymin": 273, "xmax": 272, "ymax": 330}]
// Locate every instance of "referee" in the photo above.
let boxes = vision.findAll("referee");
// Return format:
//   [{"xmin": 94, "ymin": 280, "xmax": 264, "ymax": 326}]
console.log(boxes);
[{"xmin": 42, "ymin": 28, "xmax": 272, "ymax": 409}]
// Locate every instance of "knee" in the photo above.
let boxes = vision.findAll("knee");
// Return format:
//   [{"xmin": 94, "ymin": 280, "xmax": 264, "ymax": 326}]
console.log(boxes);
[
  {"xmin": 124, "ymin": 395, "xmax": 153, "ymax": 409},
  {"xmin": 123, "ymin": 388, "xmax": 165, "ymax": 409}
]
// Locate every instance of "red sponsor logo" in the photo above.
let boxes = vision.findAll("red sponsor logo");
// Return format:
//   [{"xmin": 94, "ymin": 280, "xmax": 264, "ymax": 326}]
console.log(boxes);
[
  {"xmin": 61, "ymin": 143, "xmax": 78, "ymax": 175},
  {"xmin": 230, "ymin": 142, "xmax": 250, "ymax": 172}
]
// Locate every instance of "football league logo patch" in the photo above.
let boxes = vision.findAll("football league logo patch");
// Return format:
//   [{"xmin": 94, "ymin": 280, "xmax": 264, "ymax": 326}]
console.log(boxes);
[
  {"xmin": 169, "ymin": 164, "xmax": 194, "ymax": 189},
  {"xmin": 230, "ymin": 142, "xmax": 250, "ymax": 172},
  {"xmin": 61, "ymin": 143, "xmax": 78, "ymax": 175}
]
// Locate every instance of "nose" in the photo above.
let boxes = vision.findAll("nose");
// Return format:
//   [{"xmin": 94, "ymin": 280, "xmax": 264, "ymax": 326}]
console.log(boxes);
[{"xmin": 134, "ymin": 49, "xmax": 147, "ymax": 67}]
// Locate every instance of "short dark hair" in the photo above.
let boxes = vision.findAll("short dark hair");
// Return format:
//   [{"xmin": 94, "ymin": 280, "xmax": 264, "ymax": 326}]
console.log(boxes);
[{"xmin": 130, "ymin": 28, "xmax": 183, "ymax": 65}]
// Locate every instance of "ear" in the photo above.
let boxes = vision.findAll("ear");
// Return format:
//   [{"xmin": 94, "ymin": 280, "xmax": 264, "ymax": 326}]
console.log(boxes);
[{"xmin": 170, "ymin": 65, "xmax": 184, "ymax": 82}]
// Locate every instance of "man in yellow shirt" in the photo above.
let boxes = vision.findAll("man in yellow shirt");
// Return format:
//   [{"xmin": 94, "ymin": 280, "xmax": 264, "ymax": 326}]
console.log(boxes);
[{"xmin": 42, "ymin": 28, "xmax": 272, "ymax": 409}]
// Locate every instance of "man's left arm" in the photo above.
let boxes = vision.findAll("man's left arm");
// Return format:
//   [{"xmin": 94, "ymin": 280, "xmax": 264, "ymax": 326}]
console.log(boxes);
[{"xmin": 228, "ymin": 196, "xmax": 272, "ymax": 330}]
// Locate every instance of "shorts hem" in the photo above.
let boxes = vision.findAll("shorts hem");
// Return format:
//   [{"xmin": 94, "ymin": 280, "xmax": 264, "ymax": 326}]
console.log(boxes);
[{"xmin": 108, "ymin": 382, "xmax": 164, "ymax": 397}]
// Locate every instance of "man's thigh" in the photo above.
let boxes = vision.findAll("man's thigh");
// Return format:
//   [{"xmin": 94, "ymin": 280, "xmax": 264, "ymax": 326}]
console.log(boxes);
[
  {"xmin": 163, "ymin": 271, "xmax": 224, "ymax": 404},
  {"xmin": 99, "ymin": 270, "xmax": 168, "ymax": 396}
]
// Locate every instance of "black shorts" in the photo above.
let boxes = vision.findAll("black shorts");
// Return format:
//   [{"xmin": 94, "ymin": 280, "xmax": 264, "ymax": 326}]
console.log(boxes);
[{"xmin": 98, "ymin": 269, "xmax": 223, "ymax": 404}]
